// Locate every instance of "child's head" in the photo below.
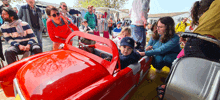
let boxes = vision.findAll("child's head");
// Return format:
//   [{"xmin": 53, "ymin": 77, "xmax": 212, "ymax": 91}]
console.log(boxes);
[
  {"xmin": 120, "ymin": 37, "xmax": 134, "ymax": 56},
  {"xmin": 82, "ymin": 19, "xmax": 88, "ymax": 26},
  {"xmin": 117, "ymin": 21, "xmax": 122, "ymax": 28},
  {"xmin": 118, "ymin": 27, "xmax": 131, "ymax": 38}
]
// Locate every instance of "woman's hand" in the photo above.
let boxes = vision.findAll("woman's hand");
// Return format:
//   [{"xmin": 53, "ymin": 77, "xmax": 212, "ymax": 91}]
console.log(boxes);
[
  {"xmin": 137, "ymin": 50, "xmax": 145, "ymax": 56},
  {"xmin": 146, "ymin": 46, "xmax": 153, "ymax": 51}
]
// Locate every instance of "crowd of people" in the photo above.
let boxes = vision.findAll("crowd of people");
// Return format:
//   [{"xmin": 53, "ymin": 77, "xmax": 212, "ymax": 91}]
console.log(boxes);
[{"xmin": 0, "ymin": 0, "xmax": 220, "ymax": 98}]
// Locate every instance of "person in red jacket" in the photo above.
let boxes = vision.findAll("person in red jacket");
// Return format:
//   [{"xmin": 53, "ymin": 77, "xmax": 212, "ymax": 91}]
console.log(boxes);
[{"xmin": 46, "ymin": 5, "xmax": 79, "ymax": 50}]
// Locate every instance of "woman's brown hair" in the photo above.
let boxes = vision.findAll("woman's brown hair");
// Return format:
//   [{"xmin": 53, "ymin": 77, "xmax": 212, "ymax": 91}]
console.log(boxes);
[
  {"xmin": 151, "ymin": 22, "xmax": 160, "ymax": 40},
  {"xmin": 158, "ymin": 16, "xmax": 175, "ymax": 43},
  {"xmin": 191, "ymin": 0, "xmax": 215, "ymax": 26},
  {"xmin": 46, "ymin": 5, "xmax": 58, "ymax": 16}
]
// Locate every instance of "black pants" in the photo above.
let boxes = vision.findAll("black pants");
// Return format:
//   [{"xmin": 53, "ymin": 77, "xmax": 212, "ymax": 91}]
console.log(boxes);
[
  {"xmin": 5, "ymin": 44, "xmax": 42, "ymax": 65},
  {"xmin": 184, "ymin": 37, "xmax": 220, "ymax": 62},
  {"xmin": 108, "ymin": 27, "xmax": 113, "ymax": 35}
]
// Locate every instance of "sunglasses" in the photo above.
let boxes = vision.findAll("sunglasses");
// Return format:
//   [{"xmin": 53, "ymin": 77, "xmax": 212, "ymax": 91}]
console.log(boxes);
[
  {"xmin": 51, "ymin": 13, "xmax": 60, "ymax": 17},
  {"xmin": 63, "ymin": 5, "xmax": 67, "ymax": 7}
]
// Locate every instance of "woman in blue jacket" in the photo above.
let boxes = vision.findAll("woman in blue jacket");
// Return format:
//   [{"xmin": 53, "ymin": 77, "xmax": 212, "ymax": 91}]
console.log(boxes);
[{"xmin": 138, "ymin": 16, "xmax": 181, "ymax": 71}]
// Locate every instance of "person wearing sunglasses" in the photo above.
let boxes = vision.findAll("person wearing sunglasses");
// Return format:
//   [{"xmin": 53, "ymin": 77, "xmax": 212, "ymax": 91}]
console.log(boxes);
[
  {"xmin": 46, "ymin": 5, "xmax": 79, "ymax": 50},
  {"xmin": 59, "ymin": 2, "xmax": 73, "ymax": 24}
]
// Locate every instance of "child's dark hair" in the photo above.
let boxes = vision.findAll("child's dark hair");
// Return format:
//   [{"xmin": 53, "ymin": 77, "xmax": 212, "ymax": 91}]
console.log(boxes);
[
  {"xmin": 151, "ymin": 22, "xmax": 160, "ymax": 40},
  {"xmin": 191, "ymin": 0, "xmax": 215, "ymax": 26}
]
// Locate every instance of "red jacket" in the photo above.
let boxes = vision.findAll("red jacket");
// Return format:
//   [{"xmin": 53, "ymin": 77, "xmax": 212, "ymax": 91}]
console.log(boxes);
[{"xmin": 47, "ymin": 18, "xmax": 79, "ymax": 43}]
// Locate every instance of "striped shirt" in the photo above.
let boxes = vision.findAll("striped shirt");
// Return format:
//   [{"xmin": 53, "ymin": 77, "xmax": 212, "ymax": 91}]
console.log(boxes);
[{"xmin": 1, "ymin": 21, "xmax": 37, "ymax": 47}]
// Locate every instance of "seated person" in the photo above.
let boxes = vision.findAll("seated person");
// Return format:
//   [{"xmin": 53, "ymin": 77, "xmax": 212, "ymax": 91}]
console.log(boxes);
[
  {"xmin": 79, "ymin": 19, "xmax": 93, "ymax": 34},
  {"xmin": 112, "ymin": 21, "xmax": 122, "ymax": 38},
  {"xmin": 1, "ymin": 7, "xmax": 42, "ymax": 65},
  {"xmin": 138, "ymin": 16, "xmax": 181, "ymax": 72},
  {"xmin": 113, "ymin": 27, "xmax": 131, "ymax": 48},
  {"xmin": 79, "ymin": 19, "xmax": 95, "ymax": 45},
  {"xmin": 119, "ymin": 37, "xmax": 141, "ymax": 69},
  {"xmin": 46, "ymin": 5, "xmax": 79, "ymax": 50},
  {"xmin": 157, "ymin": 0, "xmax": 220, "ymax": 99}
]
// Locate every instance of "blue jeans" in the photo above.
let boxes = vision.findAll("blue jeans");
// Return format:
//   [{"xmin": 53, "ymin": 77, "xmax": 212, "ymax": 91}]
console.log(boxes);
[
  {"xmin": 33, "ymin": 29, "xmax": 43, "ymax": 51},
  {"xmin": 152, "ymin": 53, "xmax": 178, "ymax": 70},
  {"xmin": 131, "ymin": 25, "xmax": 146, "ymax": 51}
]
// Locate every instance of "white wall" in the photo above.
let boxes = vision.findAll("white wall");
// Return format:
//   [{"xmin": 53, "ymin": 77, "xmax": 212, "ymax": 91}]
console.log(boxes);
[
  {"xmin": 147, "ymin": 13, "xmax": 191, "ymax": 32},
  {"xmin": 147, "ymin": 17, "xmax": 159, "ymax": 24}
]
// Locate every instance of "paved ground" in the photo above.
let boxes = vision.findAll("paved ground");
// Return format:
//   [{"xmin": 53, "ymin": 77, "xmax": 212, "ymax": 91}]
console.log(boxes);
[{"xmin": 0, "ymin": 34, "xmax": 169, "ymax": 100}]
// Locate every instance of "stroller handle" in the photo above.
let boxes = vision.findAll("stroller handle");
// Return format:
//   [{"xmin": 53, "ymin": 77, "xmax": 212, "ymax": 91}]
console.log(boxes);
[{"xmin": 180, "ymin": 32, "xmax": 220, "ymax": 47}]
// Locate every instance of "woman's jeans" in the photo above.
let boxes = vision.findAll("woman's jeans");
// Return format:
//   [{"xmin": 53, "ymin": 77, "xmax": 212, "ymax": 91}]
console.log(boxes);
[{"xmin": 152, "ymin": 53, "xmax": 178, "ymax": 70}]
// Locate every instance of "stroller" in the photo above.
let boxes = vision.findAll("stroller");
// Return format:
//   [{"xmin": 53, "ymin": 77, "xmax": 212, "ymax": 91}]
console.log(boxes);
[{"xmin": 163, "ymin": 32, "xmax": 220, "ymax": 100}]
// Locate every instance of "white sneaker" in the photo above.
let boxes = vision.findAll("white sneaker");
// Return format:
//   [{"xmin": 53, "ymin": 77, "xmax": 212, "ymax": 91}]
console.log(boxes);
[{"xmin": 150, "ymin": 72, "xmax": 156, "ymax": 80}]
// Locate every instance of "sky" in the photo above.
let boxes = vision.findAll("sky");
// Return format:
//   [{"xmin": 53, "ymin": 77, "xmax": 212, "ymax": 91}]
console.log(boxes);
[{"xmin": 11, "ymin": 0, "xmax": 198, "ymax": 14}]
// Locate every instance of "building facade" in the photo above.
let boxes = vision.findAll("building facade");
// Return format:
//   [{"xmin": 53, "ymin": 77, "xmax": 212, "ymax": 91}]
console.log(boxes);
[{"xmin": 148, "ymin": 12, "xmax": 191, "ymax": 31}]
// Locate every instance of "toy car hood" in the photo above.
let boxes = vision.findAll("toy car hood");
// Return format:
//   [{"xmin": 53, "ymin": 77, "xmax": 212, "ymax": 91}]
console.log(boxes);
[{"xmin": 15, "ymin": 50, "xmax": 110, "ymax": 99}]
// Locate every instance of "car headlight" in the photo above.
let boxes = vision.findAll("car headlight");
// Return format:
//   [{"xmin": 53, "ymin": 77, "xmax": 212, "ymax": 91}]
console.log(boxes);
[{"xmin": 13, "ymin": 78, "xmax": 25, "ymax": 100}]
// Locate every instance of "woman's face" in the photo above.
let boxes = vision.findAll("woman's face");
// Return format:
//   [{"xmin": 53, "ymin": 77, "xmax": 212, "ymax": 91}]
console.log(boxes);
[
  {"xmin": 49, "ymin": 10, "xmax": 61, "ymax": 24},
  {"xmin": 82, "ymin": 21, "xmax": 88, "ymax": 26},
  {"xmin": 61, "ymin": 3, "xmax": 67, "ymax": 10},
  {"xmin": 157, "ymin": 21, "xmax": 166, "ymax": 35}
]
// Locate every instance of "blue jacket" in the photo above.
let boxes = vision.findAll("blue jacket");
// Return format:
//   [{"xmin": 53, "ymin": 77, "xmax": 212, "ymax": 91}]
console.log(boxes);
[
  {"xmin": 113, "ymin": 27, "xmax": 122, "ymax": 33},
  {"xmin": 120, "ymin": 50, "xmax": 141, "ymax": 69},
  {"xmin": 145, "ymin": 34, "xmax": 181, "ymax": 56}
]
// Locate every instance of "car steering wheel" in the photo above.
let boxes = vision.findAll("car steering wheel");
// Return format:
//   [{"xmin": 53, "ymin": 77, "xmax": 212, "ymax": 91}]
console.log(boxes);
[{"xmin": 78, "ymin": 42, "xmax": 95, "ymax": 53}]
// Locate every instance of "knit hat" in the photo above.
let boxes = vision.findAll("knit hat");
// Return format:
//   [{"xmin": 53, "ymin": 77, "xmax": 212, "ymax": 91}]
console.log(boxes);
[{"xmin": 120, "ymin": 37, "xmax": 135, "ymax": 49}]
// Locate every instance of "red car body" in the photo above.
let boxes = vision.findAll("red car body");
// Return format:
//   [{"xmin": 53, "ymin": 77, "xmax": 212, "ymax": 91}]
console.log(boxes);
[{"xmin": 0, "ymin": 31, "xmax": 152, "ymax": 100}]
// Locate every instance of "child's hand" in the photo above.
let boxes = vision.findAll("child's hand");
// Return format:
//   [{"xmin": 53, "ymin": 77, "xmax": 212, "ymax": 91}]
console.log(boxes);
[{"xmin": 146, "ymin": 46, "xmax": 153, "ymax": 51}]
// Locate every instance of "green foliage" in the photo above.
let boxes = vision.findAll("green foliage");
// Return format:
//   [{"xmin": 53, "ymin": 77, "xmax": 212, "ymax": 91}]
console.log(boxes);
[{"xmin": 76, "ymin": 0, "xmax": 128, "ymax": 9}]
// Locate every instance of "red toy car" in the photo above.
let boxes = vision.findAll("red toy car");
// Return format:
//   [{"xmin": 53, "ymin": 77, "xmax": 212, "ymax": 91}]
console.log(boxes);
[{"xmin": 0, "ymin": 31, "xmax": 152, "ymax": 100}]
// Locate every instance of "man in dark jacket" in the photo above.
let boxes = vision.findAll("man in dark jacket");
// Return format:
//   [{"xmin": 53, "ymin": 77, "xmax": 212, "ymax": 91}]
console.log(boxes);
[{"xmin": 18, "ymin": 0, "xmax": 44, "ymax": 51}]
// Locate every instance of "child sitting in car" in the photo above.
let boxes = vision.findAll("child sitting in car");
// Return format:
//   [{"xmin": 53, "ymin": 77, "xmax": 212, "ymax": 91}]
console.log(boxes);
[
  {"xmin": 113, "ymin": 27, "xmax": 131, "ymax": 48},
  {"xmin": 119, "ymin": 37, "xmax": 141, "ymax": 69}
]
